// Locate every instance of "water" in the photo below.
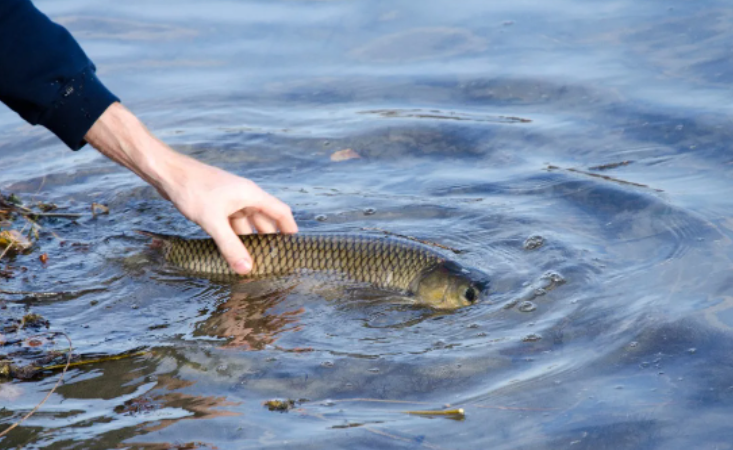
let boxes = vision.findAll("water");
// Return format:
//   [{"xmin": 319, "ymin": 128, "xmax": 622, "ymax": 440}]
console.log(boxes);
[{"xmin": 2, "ymin": 0, "xmax": 733, "ymax": 448}]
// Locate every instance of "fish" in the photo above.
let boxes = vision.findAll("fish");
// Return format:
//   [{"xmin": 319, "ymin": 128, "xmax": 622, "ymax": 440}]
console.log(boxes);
[{"xmin": 138, "ymin": 231, "xmax": 490, "ymax": 309}]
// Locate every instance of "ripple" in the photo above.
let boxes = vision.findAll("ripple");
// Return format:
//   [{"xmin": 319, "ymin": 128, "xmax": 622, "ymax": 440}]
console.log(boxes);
[{"xmin": 351, "ymin": 27, "xmax": 487, "ymax": 62}]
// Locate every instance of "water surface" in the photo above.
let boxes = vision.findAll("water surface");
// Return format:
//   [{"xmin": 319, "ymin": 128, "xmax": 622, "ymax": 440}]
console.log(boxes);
[{"xmin": 2, "ymin": 1, "xmax": 733, "ymax": 449}]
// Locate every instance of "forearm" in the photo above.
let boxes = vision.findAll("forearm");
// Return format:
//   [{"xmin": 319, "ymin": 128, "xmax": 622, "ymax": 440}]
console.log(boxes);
[{"xmin": 84, "ymin": 102, "xmax": 180, "ymax": 198}]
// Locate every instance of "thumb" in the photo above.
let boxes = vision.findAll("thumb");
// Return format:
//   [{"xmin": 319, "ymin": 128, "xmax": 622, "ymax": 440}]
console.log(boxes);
[{"xmin": 205, "ymin": 219, "xmax": 253, "ymax": 275}]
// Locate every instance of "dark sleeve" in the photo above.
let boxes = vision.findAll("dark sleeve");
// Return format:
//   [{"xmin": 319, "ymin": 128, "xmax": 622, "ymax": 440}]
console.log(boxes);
[{"xmin": 0, "ymin": 0, "xmax": 119, "ymax": 150}]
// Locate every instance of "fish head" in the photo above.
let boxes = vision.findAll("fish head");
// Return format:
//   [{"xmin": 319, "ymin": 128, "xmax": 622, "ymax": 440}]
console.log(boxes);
[{"xmin": 415, "ymin": 261, "xmax": 490, "ymax": 309}]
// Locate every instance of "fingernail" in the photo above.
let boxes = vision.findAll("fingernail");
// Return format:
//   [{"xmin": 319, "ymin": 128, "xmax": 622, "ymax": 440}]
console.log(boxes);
[{"xmin": 234, "ymin": 259, "xmax": 251, "ymax": 274}]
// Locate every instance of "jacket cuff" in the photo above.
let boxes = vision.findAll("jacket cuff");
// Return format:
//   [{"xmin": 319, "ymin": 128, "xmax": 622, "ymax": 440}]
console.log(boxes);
[{"xmin": 39, "ymin": 64, "xmax": 120, "ymax": 150}]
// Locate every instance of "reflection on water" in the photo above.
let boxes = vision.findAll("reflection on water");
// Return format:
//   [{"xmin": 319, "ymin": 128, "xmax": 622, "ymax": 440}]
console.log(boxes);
[
  {"xmin": 195, "ymin": 282, "xmax": 304, "ymax": 350},
  {"xmin": 3, "ymin": 0, "xmax": 733, "ymax": 448}
]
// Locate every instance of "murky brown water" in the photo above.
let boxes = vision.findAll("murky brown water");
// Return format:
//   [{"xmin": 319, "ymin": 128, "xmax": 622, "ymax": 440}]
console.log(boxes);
[{"xmin": 3, "ymin": 1, "xmax": 733, "ymax": 449}]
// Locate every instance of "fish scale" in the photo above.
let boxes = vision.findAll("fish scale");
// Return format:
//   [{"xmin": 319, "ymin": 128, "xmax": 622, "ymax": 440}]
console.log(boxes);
[{"xmin": 156, "ymin": 232, "xmax": 445, "ymax": 291}]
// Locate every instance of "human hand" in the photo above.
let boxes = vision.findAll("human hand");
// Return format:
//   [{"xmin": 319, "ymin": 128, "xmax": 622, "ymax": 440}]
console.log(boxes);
[
  {"xmin": 155, "ymin": 153, "xmax": 298, "ymax": 274},
  {"xmin": 85, "ymin": 102, "xmax": 298, "ymax": 274}
]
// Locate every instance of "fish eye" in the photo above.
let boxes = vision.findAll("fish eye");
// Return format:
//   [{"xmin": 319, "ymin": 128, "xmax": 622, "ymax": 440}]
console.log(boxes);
[{"xmin": 464, "ymin": 287, "xmax": 477, "ymax": 303}]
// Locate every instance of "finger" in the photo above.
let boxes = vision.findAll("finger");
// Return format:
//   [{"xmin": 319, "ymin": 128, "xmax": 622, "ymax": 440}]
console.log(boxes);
[
  {"xmin": 256, "ymin": 194, "xmax": 298, "ymax": 234},
  {"xmin": 204, "ymin": 219, "xmax": 252, "ymax": 275},
  {"xmin": 231, "ymin": 216, "xmax": 254, "ymax": 235},
  {"xmin": 250, "ymin": 213, "xmax": 277, "ymax": 234}
]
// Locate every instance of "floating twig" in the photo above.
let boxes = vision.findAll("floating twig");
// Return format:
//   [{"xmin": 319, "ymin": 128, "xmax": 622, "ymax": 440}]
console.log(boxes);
[
  {"xmin": 0, "ymin": 241, "xmax": 13, "ymax": 263},
  {"xmin": 23, "ymin": 212, "xmax": 83, "ymax": 219},
  {"xmin": 588, "ymin": 160, "xmax": 633, "ymax": 171},
  {"xmin": 546, "ymin": 165, "xmax": 662, "ymax": 192},
  {"xmin": 20, "ymin": 214, "xmax": 63, "ymax": 241},
  {"xmin": 404, "ymin": 408, "xmax": 465, "ymax": 417}
]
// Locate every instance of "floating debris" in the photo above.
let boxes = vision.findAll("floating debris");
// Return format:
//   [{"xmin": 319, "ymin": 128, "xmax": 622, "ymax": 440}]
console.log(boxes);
[
  {"xmin": 523, "ymin": 235, "xmax": 545, "ymax": 250},
  {"xmin": 504, "ymin": 271, "xmax": 566, "ymax": 310},
  {"xmin": 518, "ymin": 301, "xmax": 537, "ymax": 313},
  {"xmin": 114, "ymin": 395, "xmax": 159, "ymax": 416},
  {"xmin": 588, "ymin": 160, "xmax": 633, "ymax": 171},
  {"xmin": 540, "ymin": 271, "xmax": 566, "ymax": 290},
  {"xmin": 0, "ymin": 191, "xmax": 108, "ymax": 278},
  {"xmin": 263, "ymin": 398, "xmax": 297, "ymax": 412},
  {"xmin": 522, "ymin": 334, "xmax": 542, "ymax": 342},
  {"xmin": 0, "ymin": 331, "xmax": 72, "ymax": 439},
  {"xmin": 404, "ymin": 408, "xmax": 465, "ymax": 420},
  {"xmin": 0, "ymin": 229, "xmax": 32, "ymax": 253},
  {"xmin": 3, "ymin": 313, "xmax": 50, "ymax": 333},
  {"xmin": 332, "ymin": 422, "xmax": 369, "ymax": 429},
  {"xmin": 6, "ymin": 194, "xmax": 22, "ymax": 206},
  {"xmin": 35, "ymin": 202, "xmax": 58, "ymax": 212},
  {"xmin": 91, "ymin": 202, "xmax": 109, "ymax": 217},
  {"xmin": 330, "ymin": 148, "xmax": 361, "ymax": 162},
  {"xmin": 20, "ymin": 313, "xmax": 49, "ymax": 329},
  {"xmin": 546, "ymin": 164, "xmax": 661, "ymax": 192}
]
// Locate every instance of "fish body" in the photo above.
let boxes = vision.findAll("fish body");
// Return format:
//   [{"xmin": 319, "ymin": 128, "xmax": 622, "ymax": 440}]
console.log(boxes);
[{"xmin": 140, "ymin": 231, "xmax": 489, "ymax": 309}]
